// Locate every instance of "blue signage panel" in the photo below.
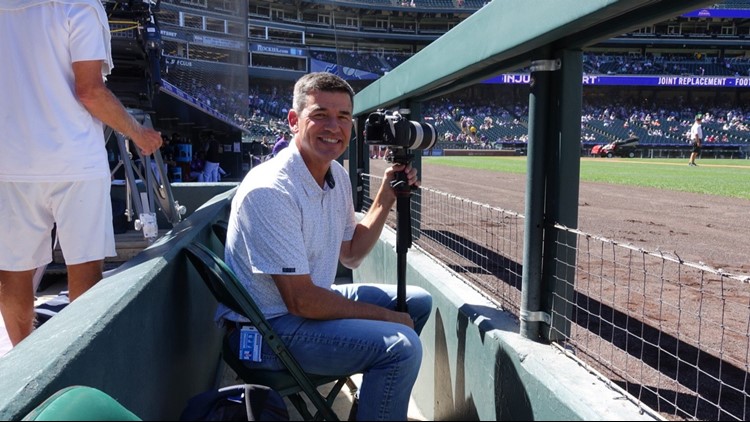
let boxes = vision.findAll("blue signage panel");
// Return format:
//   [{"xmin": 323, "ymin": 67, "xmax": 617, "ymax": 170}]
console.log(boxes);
[
  {"xmin": 682, "ymin": 8, "xmax": 750, "ymax": 18},
  {"xmin": 310, "ymin": 59, "xmax": 380, "ymax": 80},
  {"xmin": 250, "ymin": 43, "xmax": 308, "ymax": 57},
  {"xmin": 484, "ymin": 73, "xmax": 750, "ymax": 88}
]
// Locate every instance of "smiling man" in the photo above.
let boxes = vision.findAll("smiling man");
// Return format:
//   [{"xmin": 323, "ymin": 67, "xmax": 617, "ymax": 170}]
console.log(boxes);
[{"xmin": 218, "ymin": 72, "xmax": 432, "ymax": 421}]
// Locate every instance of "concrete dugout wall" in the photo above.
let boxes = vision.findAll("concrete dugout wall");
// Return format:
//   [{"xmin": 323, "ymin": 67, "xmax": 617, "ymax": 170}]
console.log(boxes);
[
  {"xmin": 0, "ymin": 186, "xmax": 237, "ymax": 420},
  {"xmin": 0, "ymin": 187, "xmax": 657, "ymax": 420},
  {"xmin": 353, "ymin": 223, "xmax": 658, "ymax": 421}
]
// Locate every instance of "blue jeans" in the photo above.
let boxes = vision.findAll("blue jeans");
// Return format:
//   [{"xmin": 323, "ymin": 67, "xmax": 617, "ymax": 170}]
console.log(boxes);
[{"xmin": 229, "ymin": 283, "xmax": 432, "ymax": 421}]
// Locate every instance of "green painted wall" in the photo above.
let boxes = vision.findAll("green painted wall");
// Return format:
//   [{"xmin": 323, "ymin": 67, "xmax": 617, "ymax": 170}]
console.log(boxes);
[
  {"xmin": 352, "ymin": 224, "xmax": 658, "ymax": 421},
  {"xmin": 0, "ymin": 188, "xmax": 236, "ymax": 420},
  {"xmin": 0, "ymin": 188, "xmax": 657, "ymax": 421}
]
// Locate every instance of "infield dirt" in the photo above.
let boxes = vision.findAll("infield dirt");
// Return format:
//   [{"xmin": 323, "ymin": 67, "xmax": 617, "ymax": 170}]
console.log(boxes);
[{"xmin": 369, "ymin": 157, "xmax": 750, "ymax": 276}]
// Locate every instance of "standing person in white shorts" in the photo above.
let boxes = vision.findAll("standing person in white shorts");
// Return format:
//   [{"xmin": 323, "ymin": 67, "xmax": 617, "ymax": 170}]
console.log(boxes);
[{"xmin": 0, "ymin": 0, "xmax": 163, "ymax": 347}]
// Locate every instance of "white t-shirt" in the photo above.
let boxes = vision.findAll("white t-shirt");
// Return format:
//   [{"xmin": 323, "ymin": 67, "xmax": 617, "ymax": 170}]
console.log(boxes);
[
  {"xmin": 217, "ymin": 142, "xmax": 357, "ymax": 321},
  {"xmin": 689, "ymin": 121, "xmax": 703, "ymax": 144},
  {"xmin": 0, "ymin": 0, "xmax": 113, "ymax": 181}
]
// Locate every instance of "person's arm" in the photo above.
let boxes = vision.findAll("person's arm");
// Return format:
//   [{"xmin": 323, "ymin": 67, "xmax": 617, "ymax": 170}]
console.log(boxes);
[
  {"xmin": 339, "ymin": 163, "xmax": 419, "ymax": 269},
  {"xmin": 273, "ymin": 273, "xmax": 414, "ymax": 328},
  {"xmin": 73, "ymin": 60, "xmax": 162, "ymax": 155}
]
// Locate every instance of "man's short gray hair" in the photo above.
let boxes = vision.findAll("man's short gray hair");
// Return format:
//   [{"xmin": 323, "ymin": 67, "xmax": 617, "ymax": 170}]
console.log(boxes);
[{"xmin": 292, "ymin": 72, "xmax": 355, "ymax": 113}]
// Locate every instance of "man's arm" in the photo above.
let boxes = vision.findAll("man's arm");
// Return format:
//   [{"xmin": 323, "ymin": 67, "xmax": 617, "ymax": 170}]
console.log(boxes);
[
  {"xmin": 273, "ymin": 273, "xmax": 414, "ymax": 328},
  {"xmin": 339, "ymin": 163, "xmax": 419, "ymax": 269},
  {"xmin": 73, "ymin": 60, "xmax": 162, "ymax": 155}
]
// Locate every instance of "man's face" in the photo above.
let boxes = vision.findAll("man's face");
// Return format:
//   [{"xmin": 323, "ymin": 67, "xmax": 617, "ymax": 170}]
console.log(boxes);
[{"xmin": 288, "ymin": 90, "xmax": 353, "ymax": 166}]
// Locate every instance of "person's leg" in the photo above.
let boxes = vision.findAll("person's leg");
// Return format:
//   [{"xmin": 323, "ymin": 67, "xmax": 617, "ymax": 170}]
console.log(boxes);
[
  {"xmin": 230, "ymin": 314, "xmax": 423, "ymax": 421},
  {"xmin": 0, "ymin": 182, "xmax": 57, "ymax": 346},
  {"xmin": 204, "ymin": 161, "xmax": 219, "ymax": 182},
  {"xmin": 331, "ymin": 283, "xmax": 432, "ymax": 419},
  {"xmin": 66, "ymin": 260, "xmax": 104, "ymax": 301},
  {"xmin": 53, "ymin": 177, "xmax": 115, "ymax": 301},
  {"xmin": 332, "ymin": 283, "xmax": 432, "ymax": 335},
  {"xmin": 0, "ymin": 270, "xmax": 36, "ymax": 346}
]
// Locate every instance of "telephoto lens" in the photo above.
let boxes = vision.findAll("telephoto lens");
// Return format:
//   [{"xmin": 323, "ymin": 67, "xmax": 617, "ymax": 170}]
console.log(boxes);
[
  {"xmin": 365, "ymin": 110, "xmax": 436, "ymax": 150},
  {"xmin": 403, "ymin": 119, "xmax": 437, "ymax": 150}
]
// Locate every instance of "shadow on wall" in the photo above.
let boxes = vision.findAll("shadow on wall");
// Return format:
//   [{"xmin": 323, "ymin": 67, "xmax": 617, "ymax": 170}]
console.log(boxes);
[
  {"xmin": 494, "ymin": 347, "xmax": 533, "ymax": 421},
  {"xmin": 434, "ymin": 308, "xmax": 479, "ymax": 420},
  {"xmin": 433, "ymin": 305, "xmax": 534, "ymax": 420}
]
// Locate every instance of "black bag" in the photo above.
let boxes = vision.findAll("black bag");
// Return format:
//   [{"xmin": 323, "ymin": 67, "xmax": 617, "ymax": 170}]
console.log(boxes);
[
  {"xmin": 179, "ymin": 384, "xmax": 288, "ymax": 421},
  {"xmin": 34, "ymin": 291, "xmax": 70, "ymax": 326}
]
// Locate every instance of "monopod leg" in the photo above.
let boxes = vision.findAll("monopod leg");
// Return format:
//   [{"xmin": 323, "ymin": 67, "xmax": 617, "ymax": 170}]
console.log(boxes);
[{"xmin": 394, "ymin": 177, "xmax": 413, "ymax": 313}]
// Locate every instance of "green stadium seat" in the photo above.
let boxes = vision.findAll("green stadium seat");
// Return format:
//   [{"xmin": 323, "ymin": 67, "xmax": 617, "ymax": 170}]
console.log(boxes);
[{"xmin": 22, "ymin": 386, "xmax": 140, "ymax": 421}]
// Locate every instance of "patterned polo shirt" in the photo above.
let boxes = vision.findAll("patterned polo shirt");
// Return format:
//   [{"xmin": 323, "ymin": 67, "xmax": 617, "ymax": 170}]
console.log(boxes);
[{"xmin": 216, "ymin": 142, "xmax": 357, "ymax": 321}]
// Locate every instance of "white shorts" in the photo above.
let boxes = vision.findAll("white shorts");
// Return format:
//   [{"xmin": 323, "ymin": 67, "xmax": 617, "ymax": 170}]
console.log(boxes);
[{"xmin": 0, "ymin": 177, "xmax": 117, "ymax": 271}]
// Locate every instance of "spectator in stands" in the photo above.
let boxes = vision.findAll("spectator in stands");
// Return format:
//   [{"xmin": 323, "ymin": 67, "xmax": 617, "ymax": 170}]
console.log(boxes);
[
  {"xmin": 260, "ymin": 136, "xmax": 273, "ymax": 159},
  {"xmin": 271, "ymin": 131, "xmax": 291, "ymax": 157},
  {"xmin": 248, "ymin": 139, "xmax": 266, "ymax": 168},
  {"xmin": 468, "ymin": 125, "xmax": 478, "ymax": 144},
  {"xmin": 481, "ymin": 116, "xmax": 493, "ymax": 130},
  {"xmin": 0, "ymin": 0, "xmax": 162, "ymax": 346},
  {"xmin": 479, "ymin": 133, "xmax": 489, "ymax": 148},
  {"xmin": 460, "ymin": 115, "xmax": 472, "ymax": 134},
  {"xmin": 220, "ymin": 72, "xmax": 432, "ymax": 421},
  {"xmin": 688, "ymin": 114, "xmax": 703, "ymax": 167}
]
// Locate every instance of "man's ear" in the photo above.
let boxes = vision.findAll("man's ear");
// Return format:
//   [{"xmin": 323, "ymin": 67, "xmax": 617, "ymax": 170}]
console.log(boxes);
[{"xmin": 288, "ymin": 110, "xmax": 299, "ymax": 133}]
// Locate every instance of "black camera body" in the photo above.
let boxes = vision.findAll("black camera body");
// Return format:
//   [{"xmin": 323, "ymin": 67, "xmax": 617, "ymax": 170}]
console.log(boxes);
[{"xmin": 364, "ymin": 110, "xmax": 437, "ymax": 151}]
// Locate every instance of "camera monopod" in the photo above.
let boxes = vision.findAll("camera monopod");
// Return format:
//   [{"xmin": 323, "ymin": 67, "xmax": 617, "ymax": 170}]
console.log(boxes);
[{"xmin": 386, "ymin": 148, "xmax": 416, "ymax": 313}]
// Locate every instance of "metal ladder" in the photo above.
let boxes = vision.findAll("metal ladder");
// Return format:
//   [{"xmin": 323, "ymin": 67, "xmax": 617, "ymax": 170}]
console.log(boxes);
[{"xmin": 106, "ymin": 108, "xmax": 186, "ymax": 241}]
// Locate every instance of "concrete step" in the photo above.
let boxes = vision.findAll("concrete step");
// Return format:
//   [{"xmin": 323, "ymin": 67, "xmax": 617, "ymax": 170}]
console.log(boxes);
[{"xmin": 51, "ymin": 229, "xmax": 170, "ymax": 266}]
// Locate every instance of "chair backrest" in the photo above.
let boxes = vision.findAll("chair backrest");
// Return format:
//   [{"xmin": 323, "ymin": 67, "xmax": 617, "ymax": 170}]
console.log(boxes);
[
  {"xmin": 212, "ymin": 221, "xmax": 228, "ymax": 246},
  {"xmin": 183, "ymin": 242, "xmax": 339, "ymax": 421},
  {"xmin": 184, "ymin": 242, "xmax": 271, "ymax": 336}
]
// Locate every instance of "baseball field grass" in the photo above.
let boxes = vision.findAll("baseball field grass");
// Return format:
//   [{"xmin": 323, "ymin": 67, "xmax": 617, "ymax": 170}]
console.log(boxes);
[{"xmin": 422, "ymin": 156, "xmax": 750, "ymax": 199}]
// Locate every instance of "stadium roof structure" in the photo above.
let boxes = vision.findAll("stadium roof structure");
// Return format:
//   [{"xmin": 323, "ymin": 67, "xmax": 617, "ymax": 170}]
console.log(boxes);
[
  {"xmin": 153, "ymin": 81, "xmax": 250, "ymax": 139},
  {"xmin": 354, "ymin": 0, "xmax": 717, "ymax": 115}
]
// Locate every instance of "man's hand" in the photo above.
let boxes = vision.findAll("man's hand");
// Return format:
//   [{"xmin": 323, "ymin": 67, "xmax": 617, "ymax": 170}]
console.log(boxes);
[
  {"xmin": 131, "ymin": 126, "xmax": 163, "ymax": 156},
  {"xmin": 381, "ymin": 163, "xmax": 420, "ymax": 203},
  {"xmin": 386, "ymin": 163, "xmax": 419, "ymax": 187}
]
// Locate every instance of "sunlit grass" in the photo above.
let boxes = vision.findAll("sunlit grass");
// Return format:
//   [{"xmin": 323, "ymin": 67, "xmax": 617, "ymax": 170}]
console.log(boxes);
[{"xmin": 422, "ymin": 156, "xmax": 750, "ymax": 199}]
